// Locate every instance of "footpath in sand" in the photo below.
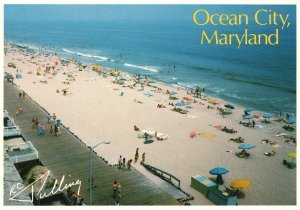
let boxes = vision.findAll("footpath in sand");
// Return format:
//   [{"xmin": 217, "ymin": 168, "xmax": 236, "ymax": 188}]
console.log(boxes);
[{"xmin": 4, "ymin": 43, "xmax": 296, "ymax": 205}]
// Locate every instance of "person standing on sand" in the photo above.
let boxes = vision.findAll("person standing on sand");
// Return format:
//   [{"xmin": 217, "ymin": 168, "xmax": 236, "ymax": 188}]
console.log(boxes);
[
  {"xmin": 53, "ymin": 113, "xmax": 56, "ymax": 121},
  {"xmin": 134, "ymin": 148, "xmax": 139, "ymax": 163},
  {"xmin": 22, "ymin": 91, "xmax": 26, "ymax": 99}
]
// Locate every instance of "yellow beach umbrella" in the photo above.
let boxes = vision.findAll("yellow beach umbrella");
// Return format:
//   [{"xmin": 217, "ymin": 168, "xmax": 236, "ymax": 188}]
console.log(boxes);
[
  {"xmin": 91, "ymin": 65, "xmax": 103, "ymax": 71},
  {"xmin": 230, "ymin": 179, "xmax": 250, "ymax": 189},
  {"xmin": 208, "ymin": 99, "xmax": 219, "ymax": 105},
  {"xmin": 287, "ymin": 152, "xmax": 296, "ymax": 159}
]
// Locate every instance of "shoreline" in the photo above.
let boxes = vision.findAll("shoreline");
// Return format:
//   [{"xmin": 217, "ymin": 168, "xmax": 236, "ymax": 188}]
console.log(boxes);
[
  {"xmin": 4, "ymin": 42, "xmax": 296, "ymax": 205},
  {"xmin": 4, "ymin": 39, "xmax": 296, "ymax": 116}
]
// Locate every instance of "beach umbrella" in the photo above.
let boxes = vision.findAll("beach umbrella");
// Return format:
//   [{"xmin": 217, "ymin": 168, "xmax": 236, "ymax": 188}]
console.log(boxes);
[
  {"xmin": 209, "ymin": 167, "xmax": 229, "ymax": 185},
  {"xmin": 244, "ymin": 108, "xmax": 253, "ymax": 112},
  {"xmin": 263, "ymin": 112, "xmax": 273, "ymax": 118},
  {"xmin": 287, "ymin": 118, "xmax": 296, "ymax": 124},
  {"xmin": 170, "ymin": 91, "xmax": 177, "ymax": 95},
  {"xmin": 287, "ymin": 152, "xmax": 296, "ymax": 159},
  {"xmin": 230, "ymin": 179, "xmax": 250, "ymax": 189},
  {"xmin": 243, "ymin": 115, "xmax": 254, "ymax": 119},
  {"xmin": 209, "ymin": 167, "xmax": 229, "ymax": 175},
  {"xmin": 225, "ymin": 104, "xmax": 235, "ymax": 109},
  {"xmin": 238, "ymin": 143, "xmax": 255, "ymax": 150},
  {"xmin": 175, "ymin": 101, "xmax": 186, "ymax": 107}
]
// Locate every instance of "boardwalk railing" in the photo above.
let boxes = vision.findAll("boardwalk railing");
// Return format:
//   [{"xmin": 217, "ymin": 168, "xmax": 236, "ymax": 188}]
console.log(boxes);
[
  {"xmin": 143, "ymin": 164, "xmax": 181, "ymax": 188},
  {"xmin": 143, "ymin": 163, "xmax": 194, "ymax": 204}
]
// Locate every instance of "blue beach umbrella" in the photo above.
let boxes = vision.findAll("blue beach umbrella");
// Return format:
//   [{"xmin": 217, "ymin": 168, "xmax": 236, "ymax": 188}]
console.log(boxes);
[
  {"xmin": 209, "ymin": 167, "xmax": 229, "ymax": 185},
  {"xmin": 209, "ymin": 167, "xmax": 229, "ymax": 175},
  {"xmin": 263, "ymin": 112, "xmax": 273, "ymax": 118},
  {"xmin": 238, "ymin": 143, "xmax": 255, "ymax": 150},
  {"xmin": 243, "ymin": 115, "xmax": 254, "ymax": 119},
  {"xmin": 287, "ymin": 118, "xmax": 296, "ymax": 124},
  {"xmin": 175, "ymin": 101, "xmax": 186, "ymax": 107},
  {"xmin": 244, "ymin": 108, "xmax": 253, "ymax": 112}
]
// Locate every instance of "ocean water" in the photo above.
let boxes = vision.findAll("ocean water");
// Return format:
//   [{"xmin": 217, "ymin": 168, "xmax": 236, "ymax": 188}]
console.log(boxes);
[{"xmin": 4, "ymin": 5, "xmax": 296, "ymax": 114}]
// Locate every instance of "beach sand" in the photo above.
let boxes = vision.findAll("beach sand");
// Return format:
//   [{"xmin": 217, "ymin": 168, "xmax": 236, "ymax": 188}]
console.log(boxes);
[{"xmin": 4, "ymin": 43, "xmax": 296, "ymax": 205}]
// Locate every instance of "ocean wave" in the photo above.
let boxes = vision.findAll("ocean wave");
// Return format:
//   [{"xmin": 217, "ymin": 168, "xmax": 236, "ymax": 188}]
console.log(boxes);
[
  {"xmin": 62, "ymin": 48, "xmax": 76, "ymax": 54},
  {"xmin": 62, "ymin": 48, "xmax": 108, "ymax": 61},
  {"xmin": 124, "ymin": 63, "xmax": 159, "ymax": 73},
  {"xmin": 93, "ymin": 55, "xmax": 108, "ymax": 60}
]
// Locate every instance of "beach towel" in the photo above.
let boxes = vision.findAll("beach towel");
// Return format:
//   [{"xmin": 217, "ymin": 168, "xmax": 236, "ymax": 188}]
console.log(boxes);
[
  {"xmin": 255, "ymin": 125, "xmax": 265, "ymax": 128},
  {"xmin": 144, "ymin": 93, "xmax": 153, "ymax": 97},
  {"xmin": 199, "ymin": 132, "xmax": 215, "ymax": 139},
  {"xmin": 190, "ymin": 132, "xmax": 197, "ymax": 138},
  {"xmin": 187, "ymin": 115, "xmax": 198, "ymax": 119},
  {"xmin": 271, "ymin": 144, "xmax": 282, "ymax": 148},
  {"xmin": 213, "ymin": 125, "xmax": 223, "ymax": 130},
  {"xmin": 157, "ymin": 133, "xmax": 169, "ymax": 140},
  {"xmin": 272, "ymin": 132, "xmax": 287, "ymax": 137}
]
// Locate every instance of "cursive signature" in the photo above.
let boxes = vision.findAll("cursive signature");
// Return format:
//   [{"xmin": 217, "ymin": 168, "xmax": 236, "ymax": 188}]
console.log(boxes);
[{"xmin": 9, "ymin": 170, "xmax": 81, "ymax": 202}]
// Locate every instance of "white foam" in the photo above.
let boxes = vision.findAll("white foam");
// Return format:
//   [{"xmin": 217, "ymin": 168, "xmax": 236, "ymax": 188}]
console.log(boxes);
[
  {"xmin": 62, "ymin": 48, "xmax": 76, "ymax": 54},
  {"xmin": 93, "ymin": 55, "xmax": 108, "ymax": 60},
  {"xmin": 63, "ymin": 49, "xmax": 108, "ymax": 60},
  {"xmin": 124, "ymin": 63, "xmax": 159, "ymax": 73}
]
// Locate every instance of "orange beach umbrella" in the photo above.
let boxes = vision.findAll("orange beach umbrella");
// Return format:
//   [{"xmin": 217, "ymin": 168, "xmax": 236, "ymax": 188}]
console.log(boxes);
[{"xmin": 230, "ymin": 179, "xmax": 250, "ymax": 189}]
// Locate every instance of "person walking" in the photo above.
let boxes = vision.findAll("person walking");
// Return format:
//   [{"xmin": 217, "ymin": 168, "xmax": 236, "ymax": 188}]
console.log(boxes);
[
  {"xmin": 118, "ymin": 155, "xmax": 122, "ymax": 169},
  {"xmin": 32, "ymin": 118, "xmax": 35, "ymax": 130},
  {"xmin": 47, "ymin": 113, "xmax": 51, "ymax": 123},
  {"xmin": 141, "ymin": 152, "xmax": 145, "ymax": 165},
  {"xmin": 22, "ymin": 91, "xmax": 26, "ymax": 99},
  {"xmin": 15, "ymin": 106, "xmax": 20, "ymax": 116},
  {"xmin": 112, "ymin": 181, "xmax": 118, "ymax": 199},
  {"xmin": 122, "ymin": 158, "xmax": 126, "ymax": 168},
  {"xmin": 50, "ymin": 125, "xmax": 53, "ymax": 136},
  {"xmin": 134, "ymin": 148, "xmax": 139, "ymax": 163},
  {"xmin": 54, "ymin": 124, "xmax": 58, "ymax": 137},
  {"xmin": 53, "ymin": 113, "xmax": 56, "ymax": 121},
  {"xmin": 116, "ymin": 182, "xmax": 122, "ymax": 203},
  {"xmin": 18, "ymin": 106, "xmax": 22, "ymax": 115},
  {"xmin": 127, "ymin": 159, "xmax": 132, "ymax": 170}
]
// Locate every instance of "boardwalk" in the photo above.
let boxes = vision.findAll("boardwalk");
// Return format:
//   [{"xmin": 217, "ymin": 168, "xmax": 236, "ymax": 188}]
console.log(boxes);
[{"xmin": 4, "ymin": 82, "xmax": 179, "ymax": 205}]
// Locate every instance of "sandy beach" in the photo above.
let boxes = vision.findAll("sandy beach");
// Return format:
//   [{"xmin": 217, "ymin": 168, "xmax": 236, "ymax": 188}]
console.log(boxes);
[{"xmin": 4, "ymin": 42, "xmax": 296, "ymax": 205}]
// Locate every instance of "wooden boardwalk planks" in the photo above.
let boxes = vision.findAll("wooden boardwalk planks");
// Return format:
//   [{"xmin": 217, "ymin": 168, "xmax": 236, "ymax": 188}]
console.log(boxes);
[{"xmin": 4, "ymin": 82, "xmax": 179, "ymax": 205}]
